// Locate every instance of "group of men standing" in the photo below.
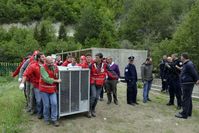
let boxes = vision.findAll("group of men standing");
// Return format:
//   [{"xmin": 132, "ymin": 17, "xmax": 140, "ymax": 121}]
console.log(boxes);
[
  {"xmin": 12, "ymin": 51, "xmax": 199, "ymax": 128},
  {"xmin": 13, "ymin": 51, "xmax": 61, "ymax": 126},
  {"xmin": 159, "ymin": 53, "xmax": 199, "ymax": 119}
]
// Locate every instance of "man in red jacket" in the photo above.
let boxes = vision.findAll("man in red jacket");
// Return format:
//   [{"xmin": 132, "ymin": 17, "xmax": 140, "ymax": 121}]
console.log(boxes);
[
  {"xmin": 39, "ymin": 56, "xmax": 61, "ymax": 126},
  {"xmin": 12, "ymin": 52, "xmax": 32, "ymax": 78},
  {"xmin": 88, "ymin": 53, "xmax": 109, "ymax": 118},
  {"xmin": 61, "ymin": 55, "xmax": 72, "ymax": 67},
  {"xmin": 20, "ymin": 52, "xmax": 45, "ymax": 119}
]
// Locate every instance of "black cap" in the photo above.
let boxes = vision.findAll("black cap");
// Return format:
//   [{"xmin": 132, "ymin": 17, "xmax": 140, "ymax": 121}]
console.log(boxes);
[{"xmin": 128, "ymin": 56, "xmax": 134, "ymax": 61}]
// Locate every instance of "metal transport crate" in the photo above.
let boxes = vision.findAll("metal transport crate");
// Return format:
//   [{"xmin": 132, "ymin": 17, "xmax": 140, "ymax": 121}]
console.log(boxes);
[{"xmin": 58, "ymin": 66, "xmax": 90, "ymax": 118}]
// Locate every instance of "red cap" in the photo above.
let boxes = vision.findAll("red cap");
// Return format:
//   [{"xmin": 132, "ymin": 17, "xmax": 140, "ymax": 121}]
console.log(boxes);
[
  {"xmin": 33, "ymin": 50, "xmax": 39, "ymax": 56},
  {"xmin": 80, "ymin": 55, "xmax": 86, "ymax": 60}
]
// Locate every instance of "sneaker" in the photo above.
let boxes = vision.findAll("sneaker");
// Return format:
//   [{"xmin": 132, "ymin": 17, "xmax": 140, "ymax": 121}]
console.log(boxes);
[
  {"xmin": 147, "ymin": 98, "xmax": 152, "ymax": 101},
  {"xmin": 87, "ymin": 111, "xmax": 92, "ymax": 118},
  {"xmin": 52, "ymin": 121, "xmax": 59, "ymax": 127},
  {"xmin": 26, "ymin": 108, "xmax": 31, "ymax": 112},
  {"xmin": 143, "ymin": 100, "xmax": 147, "ymax": 103},
  {"xmin": 91, "ymin": 111, "xmax": 96, "ymax": 117},
  {"xmin": 45, "ymin": 121, "xmax": 50, "ymax": 125},
  {"xmin": 176, "ymin": 106, "xmax": 181, "ymax": 110},
  {"xmin": 166, "ymin": 103, "xmax": 174, "ymax": 106},
  {"xmin": 107, "ymin": 101, "xmax": 111, "ymax": 104},
  {"xmin": 30, "ymin": 110, "xmax": 37, "ymax": 115},
  {"xmin": 114, "ymin": 101, "xmax": 118, "ymax": 105},
  {"xmin": 99, "ymin": 98, "xmax": 104, "ymax": 101},
  {"xmin": 128, "ymin": 103, "xmax": 135, "ymax": 106},
  {"xmin": 38, "ymin": 115, "xmax": 43, "ymax": 119},
  {"xmin": 175, "ymin": 113, "xmax": 187, "ymax": 119}
]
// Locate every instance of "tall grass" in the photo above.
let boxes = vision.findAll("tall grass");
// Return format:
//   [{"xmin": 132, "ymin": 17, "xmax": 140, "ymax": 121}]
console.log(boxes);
[{"xmin": 0, "ymin": 76, "xmax": 27, "ymax": 133}]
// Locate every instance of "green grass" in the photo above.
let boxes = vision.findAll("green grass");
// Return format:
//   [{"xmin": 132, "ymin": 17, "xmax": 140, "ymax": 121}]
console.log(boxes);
[{"xmin": 0, "ymin": 76, "xmax": 27, "ymax": 133}]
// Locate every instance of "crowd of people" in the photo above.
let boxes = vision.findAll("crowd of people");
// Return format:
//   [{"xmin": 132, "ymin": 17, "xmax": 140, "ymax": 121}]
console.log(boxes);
[
  {"xmin": 12, "ymin": 51, "xmax": 199, "ymax": 127},
  {"xmin": 159, "ymin": 53, "xmax": 199, "ymax": 119}
]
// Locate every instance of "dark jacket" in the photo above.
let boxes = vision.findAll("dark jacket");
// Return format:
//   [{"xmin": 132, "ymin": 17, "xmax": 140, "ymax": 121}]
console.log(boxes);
[
  {"xmin": 180, "ymin": 60, "xmax": 199, "ymax": 83},
  {"xmin": 124, "ymin": 63, "xmax": 138, "ymax": 82},
  {"xmin": 141, "ymin": 63, "xmax": 153, "ymax": 81},
  {"xmin": 164, "ymin": 62, "xmax": 180, "ymax": 80}
]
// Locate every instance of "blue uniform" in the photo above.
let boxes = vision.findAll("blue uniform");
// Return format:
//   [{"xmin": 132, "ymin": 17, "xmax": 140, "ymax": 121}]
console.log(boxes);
[
  {"xmin": 180, "ymin": 60, "xmax": 199, "ymax": 118},
  {"xmin": 159, "ymin": 60, "xmax": 168, "ymax": 91},
  {"xmin": 165, "ymin": 60, "xmax": 182, "ymax": 107},
  {"xmin": 124, "ymin": 63, "xmax": 138, "ymax": 104}
]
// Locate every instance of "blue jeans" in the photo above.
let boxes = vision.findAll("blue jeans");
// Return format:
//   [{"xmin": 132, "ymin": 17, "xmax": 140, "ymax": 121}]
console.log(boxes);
[
  {"xmin": 41, "ymin": 92, "xmax": 58, "ymax": 122},
  {"xmin": 34, "ymin": 88, "xmax": 43, "ymax": 116},
  {"xmin": 90, "ymin": 85, "xmax": 102, "ymax": 111},
  {"xmin": 143, "ymin": 80, "xmax": 152, "ymax": 102}
]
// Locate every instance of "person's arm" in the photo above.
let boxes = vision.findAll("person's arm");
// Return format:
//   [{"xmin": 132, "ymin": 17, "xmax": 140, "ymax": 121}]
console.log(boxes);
[
  {"xmin": 40, "ymin": 66, "xmax": 54, "ymax": 84},
  {"xmin": 18, "ymin": 59, "xmax": 30, "ymax": 79},
  {"xmin": 141, "ymin": 65, "xmax": 145, "ymax": 81},
  {"xmin": 115, "ymin": 65, "xmax": 120, "ymax": 77},
  {"xmin": 188, "ymin": 64, "xmax": 199, "ymax": 83}
]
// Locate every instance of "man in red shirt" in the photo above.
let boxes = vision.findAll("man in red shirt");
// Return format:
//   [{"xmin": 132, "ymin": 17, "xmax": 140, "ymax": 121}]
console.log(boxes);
[
  {"xmin": 61, "ymin": 55, "xmax": 72, "ymax": 67},
  {"xmin": 39, "ymin": 56, "xmax": 61, "ymax": 126},
  {"xmin": 20, "ymin": 52, "xmax": 45, "ymax": 119}
]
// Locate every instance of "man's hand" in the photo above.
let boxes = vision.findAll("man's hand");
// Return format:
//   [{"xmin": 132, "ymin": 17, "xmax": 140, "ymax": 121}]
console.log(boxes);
[
  {"xmin": 55, "ymin": 79, "xmax": 62, "ymax": 83},
  {"xmin": 196, "ymin": 80, "xmax": 199, "ymax": 85},
  {"xmin": 19, "ymin": 83, "xmax": 25, "ymax": 90}
]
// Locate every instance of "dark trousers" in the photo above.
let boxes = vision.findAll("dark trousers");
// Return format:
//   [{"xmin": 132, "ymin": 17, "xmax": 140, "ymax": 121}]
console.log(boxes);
[
  {"xmin": 181, "ymin": 84, "xmax": 194, "ymax": 117},
  {"xmin": 168, "ymin": 78, "xmax": 182, "ymax": 106},
  {"xmin": 105, "ymin": 80, "xmax": 118, "ymax": 103},
  {"xmin": 100, "ymin": 86, "xmax": 104, "ymax": 99},
  {"xmin": 127, "ymin": 81, "xmax": 137, "ymax": 104},
  {"xmin": 161, "ymin": 78, "xmax": 168, "ymax": 91}
]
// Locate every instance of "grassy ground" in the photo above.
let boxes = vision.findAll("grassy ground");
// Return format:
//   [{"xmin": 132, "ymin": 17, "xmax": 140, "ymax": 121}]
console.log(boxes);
[
  {"xmin": 0, "ymin": 77, "xmax": 28, "ymax": 133},
  {"xmin": 1, "ymin": 78, "xmax": 199, "ymax": 133}
]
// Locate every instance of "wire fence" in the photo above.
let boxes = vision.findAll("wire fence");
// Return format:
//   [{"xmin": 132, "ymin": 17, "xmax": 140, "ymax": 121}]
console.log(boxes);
[{"xmin": 0, "ymin": 62, "xmax": 19, "ymax": 76}]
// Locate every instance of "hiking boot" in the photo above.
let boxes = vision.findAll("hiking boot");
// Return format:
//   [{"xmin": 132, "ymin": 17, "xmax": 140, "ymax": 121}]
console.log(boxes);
[{"xmin": 52, "ymin": 121, "xmax": 60, "ymax": 127}]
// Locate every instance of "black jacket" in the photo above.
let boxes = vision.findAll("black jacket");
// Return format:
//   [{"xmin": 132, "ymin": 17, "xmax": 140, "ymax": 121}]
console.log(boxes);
[{"xmin": 180, "ymin": 60, "xmax": 199, "ymax": 83}]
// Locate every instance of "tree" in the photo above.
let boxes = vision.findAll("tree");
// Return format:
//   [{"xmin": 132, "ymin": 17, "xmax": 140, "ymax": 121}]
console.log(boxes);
[
  {"xmin": 58, "ymin": 22, "xmax": 67, "ymax": 40},
  {"xmin": 37, "ymin": 20, "xmax": 56, "ymax": 48},
  {"xmin": 75, "ymin": 4, "xmax": 118, "ymax": 48},
  {"xmin": 119, "ymin": 0, "xmax": 195, "ymax": 49}
]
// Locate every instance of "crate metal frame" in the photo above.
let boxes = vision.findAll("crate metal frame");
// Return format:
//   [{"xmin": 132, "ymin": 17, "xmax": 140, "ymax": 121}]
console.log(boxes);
[{"xmin": 58, "ymin": 67, "xmax": 90, "ymax": 118}]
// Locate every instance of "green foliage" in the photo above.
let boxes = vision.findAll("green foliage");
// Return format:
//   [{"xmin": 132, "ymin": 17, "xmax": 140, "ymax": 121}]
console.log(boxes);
[
  {"xmin": 119, "ymin": 0, "xmax": 194, "ymax": 49},
  {"xmin": 0, "ymin": 79, "xmax": 28, "ymax": 132},
  {"xmin": 0, "ymin": 27, "xmax": 40, "ymax": 62},
  {"xmin": 75, "ymin": 3, "xmax": 118, "ymax": 48},
  {"xmin": 151, "ymin": 0, "xmax": 199, "ymax": 70},
  {"xmin": 0, "ymin": 0, "xmax": 85, "ymax": 24},
  {"xmin": 44, "ymin": 37, "xmax": 82, "ymax": 55},
  {"xmin": 156, "ymin": 1, "xmax": 199, "ymax": 70}
]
